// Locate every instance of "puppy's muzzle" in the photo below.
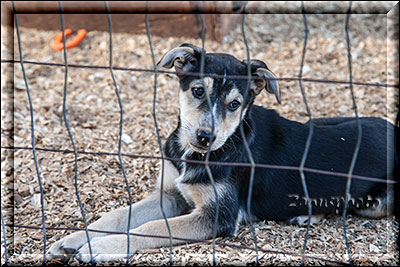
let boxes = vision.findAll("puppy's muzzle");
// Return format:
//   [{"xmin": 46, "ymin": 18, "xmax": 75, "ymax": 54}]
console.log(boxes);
[{"xmin": 196, "ymin": 129, "xmax": 216, "ymax": 148}]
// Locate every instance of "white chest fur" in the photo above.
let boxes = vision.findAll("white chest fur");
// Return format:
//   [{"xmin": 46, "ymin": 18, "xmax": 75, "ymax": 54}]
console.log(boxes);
[
  {"xmin": 156, "ymin": 156, "xmax": 228, "ymax": 210},
  {"xmin": 155, "ymin": 159, "xmax": 180, "ymax": 191}
]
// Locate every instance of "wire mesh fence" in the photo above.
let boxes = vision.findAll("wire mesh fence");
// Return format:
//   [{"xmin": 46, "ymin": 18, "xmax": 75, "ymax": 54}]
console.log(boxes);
[{"xmin": 1, "ymin": 1, "xmax": 399, "ymax": 265}]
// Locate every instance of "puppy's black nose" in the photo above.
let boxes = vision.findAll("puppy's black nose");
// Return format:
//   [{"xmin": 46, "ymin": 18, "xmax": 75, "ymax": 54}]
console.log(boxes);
[{"xmin": 196, "ymin": 129, "xmax": 216, "ymax": 147}]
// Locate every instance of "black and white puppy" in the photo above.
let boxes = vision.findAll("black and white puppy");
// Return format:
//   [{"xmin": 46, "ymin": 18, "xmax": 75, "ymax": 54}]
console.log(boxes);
[{"xmin": 48, "ymin": 43, "xmax": 396, "ymax": 263}]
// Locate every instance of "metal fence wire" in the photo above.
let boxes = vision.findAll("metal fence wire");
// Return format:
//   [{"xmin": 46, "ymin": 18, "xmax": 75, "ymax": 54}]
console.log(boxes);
[{"xmin": 1, "ymin": 1, "xmax": 399, "ymax": 266}]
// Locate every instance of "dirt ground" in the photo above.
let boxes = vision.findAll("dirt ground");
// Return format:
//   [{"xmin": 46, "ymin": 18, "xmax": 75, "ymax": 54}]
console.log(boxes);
[{"xmin": 1, "ymin": 2, "xmax": 399, "ymax": 266}]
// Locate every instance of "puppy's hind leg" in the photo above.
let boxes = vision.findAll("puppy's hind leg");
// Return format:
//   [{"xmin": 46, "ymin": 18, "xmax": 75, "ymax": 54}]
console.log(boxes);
[{"xmin": 289, "ymin": 214, "xmax": 326, "ymax": 226}]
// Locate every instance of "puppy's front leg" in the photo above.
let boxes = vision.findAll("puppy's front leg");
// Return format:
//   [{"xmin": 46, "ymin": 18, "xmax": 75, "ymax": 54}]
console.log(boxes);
[
  {"xmin": 76, "ymin": 183, "xmax": 239, "ymax": 263},
  {"xmin": 76, "ymin": 209, "xmax": 216, "ymax": 263},
  {"xmin": 48, "ymin": 160, "xmax": 186, "ymax": 262},
  {"xmin": 48, "ymin": 188, "xmax": 188, "ymax": 261}
]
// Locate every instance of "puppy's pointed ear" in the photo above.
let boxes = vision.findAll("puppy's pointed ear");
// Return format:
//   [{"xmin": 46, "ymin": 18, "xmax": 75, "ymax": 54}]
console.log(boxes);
[
  {"xmin": 157, "ymin": 43, "xmax": 203, "ymax": 76},
  {"xmin": 243, "ymin": 59, "xmax": 281, "ymax": 104}
]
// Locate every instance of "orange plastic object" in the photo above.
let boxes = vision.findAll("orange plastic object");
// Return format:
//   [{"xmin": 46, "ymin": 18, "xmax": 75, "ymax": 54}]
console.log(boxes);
[{"xmin": 52, "ymin": 29, "xmax": 87, "ymax": 51}]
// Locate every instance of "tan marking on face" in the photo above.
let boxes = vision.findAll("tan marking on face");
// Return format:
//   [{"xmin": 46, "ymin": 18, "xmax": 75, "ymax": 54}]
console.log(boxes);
[
  {"xmin": 190, "ymin": 77, "xmax": 214, "ymax": 95},
  {"xmin": 179, "ymin": 77, "xmax": 214, "ymax": 151},
  {"xmin": 224, "ymin": 88, "xmax": 243, "ymax": 105},
  {"xmin": 211, "ymin": 87, "xmax": 245, "ymax": 150}
]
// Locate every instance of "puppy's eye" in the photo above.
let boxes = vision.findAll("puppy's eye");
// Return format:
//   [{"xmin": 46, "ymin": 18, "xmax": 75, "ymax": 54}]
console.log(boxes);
[
  {"xmin": 228, "ymin": 100, "xmax": 241, "ymax": 111},
  {"xmin": 192, "ymin": 87, "xmax": 204, "ymax": 98}
]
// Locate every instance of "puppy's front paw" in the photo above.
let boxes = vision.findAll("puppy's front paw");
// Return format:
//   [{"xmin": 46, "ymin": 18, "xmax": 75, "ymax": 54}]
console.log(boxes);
[
  {"xmin": 47, "ymin": 239, "xmax": 71, "ymax": 263},
  {"xmin": 47, "ymin": 231, "xmax": 91, "ymax": 262},
  {"xmin": 76, "ymin": 235, "xmax": 136, "ymax": 263}
]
